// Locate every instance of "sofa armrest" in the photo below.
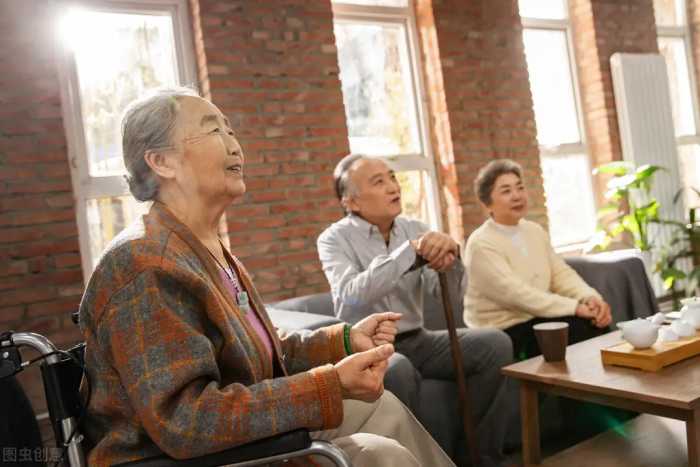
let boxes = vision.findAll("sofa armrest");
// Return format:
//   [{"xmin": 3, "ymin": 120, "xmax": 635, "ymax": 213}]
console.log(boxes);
[
  {"xmin": 565, "ymin": 254, "xmax": 659, "ymax": 324},
  {"xmin": 269, "ymin": 293, "xmax": 335, "ymax": 317},
  {"xmin": 266, "ymin": 307, "xmax": 341, "ymax": 331}
]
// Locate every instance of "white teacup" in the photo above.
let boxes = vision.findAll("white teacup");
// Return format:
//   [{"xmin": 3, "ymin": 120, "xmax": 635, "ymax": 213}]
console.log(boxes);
[
  {"xmin": 681, "ymin": 299, "xmax": 700, "ymax": 329},
  {"xmin": 617, "ymin": 319, "xmax": 660, "ymax": 349},
  {"xmin": 671, "ymin": 319, "xmax": 696, "ymax": 338},
  {"xmin": 659, "ymin": 327, "xmax": 679, "ymax": 342},
  {"xmin": 681, "ymin": 296, "xmax": 700, "ymax": 308}
]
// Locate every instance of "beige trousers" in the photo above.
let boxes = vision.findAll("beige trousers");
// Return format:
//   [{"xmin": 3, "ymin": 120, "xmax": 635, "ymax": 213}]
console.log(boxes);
[{"xmin": 311, "ymin": 390, "xmax": 455, "ymax": 467}]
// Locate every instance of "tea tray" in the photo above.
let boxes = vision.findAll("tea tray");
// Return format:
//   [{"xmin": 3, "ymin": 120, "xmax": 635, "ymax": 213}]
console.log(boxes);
[{"xmin": 601, "ymin": 331, "xmax": 700, "ymax": 371}]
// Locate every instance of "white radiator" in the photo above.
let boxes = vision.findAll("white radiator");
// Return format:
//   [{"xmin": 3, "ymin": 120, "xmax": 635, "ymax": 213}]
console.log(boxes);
[{"xmin": 610, "ymin": 53, "xmax": 684, "ymax": 296}]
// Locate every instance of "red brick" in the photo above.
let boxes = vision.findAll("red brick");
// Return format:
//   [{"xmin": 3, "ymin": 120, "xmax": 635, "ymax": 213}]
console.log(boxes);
[
  {"xmin": 0, "ymin": 287, "xmax": 57, "ymax": 307},
  {"xmin": 6, "ymin": 179, "xmax": 72, "ymax": 194},
  {"xmin": 1, "ymin": 208, "xmax": 75, "ymax": 227},
  {"xmin": 250, "ymin": 217, "xmax": 286, "ymax": 229},
  {"xmin": 26, "ymin": 297, "xmax": 79, "ymax": 320},
  {"xmin": 0, "ymin": 306, "xmax": 26, "ymax": 324},
  {"xmin": 249, "ymin": 189, "xmax": 288, "ymax": 203}
]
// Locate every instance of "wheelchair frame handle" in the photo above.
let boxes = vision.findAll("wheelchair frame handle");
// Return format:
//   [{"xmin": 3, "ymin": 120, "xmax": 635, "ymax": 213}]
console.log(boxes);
[{"xmin": 1, "ymin": 332, "xmax": 86, "ymax": 467}]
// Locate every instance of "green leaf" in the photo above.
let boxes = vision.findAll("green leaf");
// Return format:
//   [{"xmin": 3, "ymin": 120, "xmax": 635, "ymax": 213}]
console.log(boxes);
[
  {"xmin": 673, "ymin": 188, "xmax": 684, "ymax": 205},
  {"xmin": 594, "ymin": 161, "xmax": 632, "ymax": 176},
  {"xmin": 635, "ymin": 164, "xmax": 664, "ymax": 181},
  {"xmin": 661, "ymin": 267, "xmax": 686, "ymax": 289},
  {"xmin": 621, "ymin": 215, "xmax": 640, "ymax": 234},
  {"xmin": 609, "ymin": 222, "xmax": 626, "ymax": 237},
  {"xmin": 607, "ymin": 173, "xmax": 637, "ymax": 191}
]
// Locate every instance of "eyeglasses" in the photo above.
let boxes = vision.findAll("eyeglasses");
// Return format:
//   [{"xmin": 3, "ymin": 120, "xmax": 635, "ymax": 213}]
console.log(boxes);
[
  {"xmin": 148, "ymin": 127, "xmax": 237, "ymax": 153},
  {"xmin": 182, "ymin": 127, "xmax": 236, "ymax": 144}
]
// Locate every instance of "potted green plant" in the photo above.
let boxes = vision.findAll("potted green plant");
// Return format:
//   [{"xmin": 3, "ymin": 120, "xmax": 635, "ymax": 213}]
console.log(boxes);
[
  {"xmin": 590, "ymin": 162, "xmax": 664, "ymax": 253},
  {"xmin": 654, "ymin": 196, "xmax": 700, "ymax": 306}
]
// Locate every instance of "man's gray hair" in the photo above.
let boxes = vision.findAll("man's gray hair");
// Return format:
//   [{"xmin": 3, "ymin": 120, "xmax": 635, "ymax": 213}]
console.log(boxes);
[
  {"xmin": 333, "ymin": 153, "xmax": 368, "ymax": 214},
  {"xmin": 121, "ymin": 86, "xmax": 200, "ymax": 201}
]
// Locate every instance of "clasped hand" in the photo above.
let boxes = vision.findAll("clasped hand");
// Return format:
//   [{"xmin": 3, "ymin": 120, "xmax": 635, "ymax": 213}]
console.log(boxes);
[
  {"xmin": 334, "ymin": 312, "xmax": 401, "ymax": 402},
  {"xmin": 411, "ymin": 231, "xmax": 460, "ymax": 272},
  {"xmin": 574, "ymin": 296, "xmax": 612, "ymax": 328}
]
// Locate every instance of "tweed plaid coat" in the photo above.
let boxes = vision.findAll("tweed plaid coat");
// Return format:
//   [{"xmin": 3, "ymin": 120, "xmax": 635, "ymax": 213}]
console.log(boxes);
[{"xmin": 79, "ymin": 202, "xmax": 346, "ymax": 465}]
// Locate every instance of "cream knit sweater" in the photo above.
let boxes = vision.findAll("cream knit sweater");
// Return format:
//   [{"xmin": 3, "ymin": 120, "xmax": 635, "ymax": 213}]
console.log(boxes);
[{"xmin": 463, "ymin": 218, "xmax": 601, "ymax": 330}]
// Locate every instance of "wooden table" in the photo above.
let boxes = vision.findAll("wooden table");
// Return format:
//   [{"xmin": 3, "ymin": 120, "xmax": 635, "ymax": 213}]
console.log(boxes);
[{"xmin": 502, "ymin": 331, "xmax": 700, "ymax": 467}]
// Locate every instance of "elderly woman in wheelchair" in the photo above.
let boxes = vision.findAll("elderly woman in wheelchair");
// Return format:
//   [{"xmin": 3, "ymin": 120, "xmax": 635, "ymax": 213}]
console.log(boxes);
[{"xmin": 3, "ymin": 88, "xmax": 452, "ymax": 467}]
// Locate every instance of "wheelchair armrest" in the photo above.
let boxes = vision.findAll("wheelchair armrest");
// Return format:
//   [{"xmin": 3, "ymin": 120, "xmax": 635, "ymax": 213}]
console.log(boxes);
[{"xmin": 112, "ymin": 428, "xmax": 311, "ymax": 467}]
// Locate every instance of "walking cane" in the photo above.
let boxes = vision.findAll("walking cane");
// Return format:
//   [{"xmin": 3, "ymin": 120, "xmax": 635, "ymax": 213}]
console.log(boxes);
[{"xmin": 438, "ymin": 272, "xmax": 480, "ymax": 467}]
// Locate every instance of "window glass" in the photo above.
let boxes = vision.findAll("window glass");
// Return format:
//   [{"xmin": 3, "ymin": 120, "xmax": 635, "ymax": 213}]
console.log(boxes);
[
  {"xmin": 66, "ymin": 10, "xmax": 179, "ymax": 176},
  {"xmin": 59, "ymin": 6, "xmax": 189, "ymax": 269},
  {"xmin": 518, "ymin": 0, "xmax": 567, "ymax": 19},
  {"xmin": 333, "ymin": 5, "xmax": 439, "ymax": 229},
  {"xmin": 540, "ymin": 154, "xmax": 597, "ymax": 246},
  {"xmin": 86, "ymin": 196, "xmax": 151, "ymax": 262},
  {"xmin": 653, "ymin": 0, "xmax": 685, "ymax": 26},
  {"xmin": 397, "ymin": 170, "xmax": 430, "ymax": 224},
  {"xmin": 335, "ymin": 21, "xmax": 421, "ymax": 156},
  {"xmin": 658, "ymin": 37, "xmax": 696, "ymax": 136},
  {"xmin": 522, "ymin": 28, "xmax": 581, "ymax": 146},
  {"xmin": 678, "ymin": 144, "xmax": 700, "ymax": 209}
]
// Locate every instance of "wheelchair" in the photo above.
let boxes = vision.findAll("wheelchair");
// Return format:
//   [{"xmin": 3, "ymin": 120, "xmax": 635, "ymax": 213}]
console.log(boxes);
[{"xmin": 0, "ymin": 330, "xmax": 351, "ymax": 467}]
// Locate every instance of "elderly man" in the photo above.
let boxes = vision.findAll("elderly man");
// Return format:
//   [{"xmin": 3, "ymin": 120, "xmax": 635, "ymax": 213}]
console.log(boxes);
[
  {"xmin": 317, "ymin": 154, "xmax": 514, "ymax": 467},
  {"xmin": 79, "ymin": 89, "xmax": 454, "ymax": 467}
]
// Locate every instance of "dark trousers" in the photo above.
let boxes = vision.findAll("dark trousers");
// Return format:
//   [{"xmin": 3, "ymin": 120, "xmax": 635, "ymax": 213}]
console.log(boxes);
[
  {"xmin": 394, "ymin": 328, "xmax": 513, "ymax": 467},
  {"xmin": 504, "ymin": 315, "xmax": 605, "ymax": 361}
]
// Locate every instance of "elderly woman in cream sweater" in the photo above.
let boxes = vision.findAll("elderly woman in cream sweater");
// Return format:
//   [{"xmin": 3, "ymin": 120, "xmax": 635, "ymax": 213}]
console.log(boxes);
[{"xmin": 463, "ymin": 159, "xmax": 612, "ymax": 360}]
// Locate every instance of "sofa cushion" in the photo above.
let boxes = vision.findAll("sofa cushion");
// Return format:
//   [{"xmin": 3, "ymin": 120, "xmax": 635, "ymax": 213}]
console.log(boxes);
[
  {"xmin": 266, "ymin": 307, "xmax": 341, "ymax": 331},
  {"xmin": 270, "ymin": 293, "xmax": 335, "ymax": 317}
]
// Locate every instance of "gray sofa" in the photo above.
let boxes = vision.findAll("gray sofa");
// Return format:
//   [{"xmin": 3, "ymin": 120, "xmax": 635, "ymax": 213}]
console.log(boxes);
[{"xmin": 265, "ymin": 254, "xmax": 658, "ymax": 462}]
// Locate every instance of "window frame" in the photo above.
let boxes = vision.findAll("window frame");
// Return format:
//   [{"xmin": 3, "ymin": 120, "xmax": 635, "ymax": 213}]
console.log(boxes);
[
  {"xmin": 331, "ymin": 1, "xmax": 443, "ymax": 230},
  {"xmin": 54, "ymin": 0, "xmax": 198, "ymax": 280},
  {"xmin": 520, "ymin": 4, "xmax": 598, "ymax": 249},
  {"xmin": 656, "ymin": 0, "xmax": 700, "ymax": 145}
]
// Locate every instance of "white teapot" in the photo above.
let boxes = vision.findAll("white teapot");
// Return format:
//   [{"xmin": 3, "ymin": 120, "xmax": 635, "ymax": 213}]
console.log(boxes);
[
  {"xmin": 617, "ymin": 319, "xmax": 660, "ymax": 349},
  {"xmin": 681, "ymin": 297, "xmax": 700, "ymax": 329}
]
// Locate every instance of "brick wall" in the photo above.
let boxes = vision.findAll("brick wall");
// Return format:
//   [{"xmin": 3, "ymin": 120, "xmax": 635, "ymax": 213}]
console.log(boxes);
[
  {"xmin": 415, "ymin": 0, "xmax": 464, "ymax": 242},
  {"xmin": 569, "ymin": 0, "xmax": 658, "ymax": 204},
  {"xmin": 193, "ymin": 0, "xmax": 350, "ymax": 301},
  {"xmin": 0, "ymin": 0, "xmax": 83, "ymax": 345},
  {"xmin": 423, "ymin": 0, "xmax": 546, "ymax": 237},
  {"xmin": 0, "ymin": 0, "xmax": 84, "ymax": 424}
]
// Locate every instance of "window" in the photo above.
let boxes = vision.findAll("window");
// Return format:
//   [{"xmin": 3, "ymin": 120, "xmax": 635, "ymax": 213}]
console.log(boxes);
[
  {"xmin": 55, "ymin": 0, "xmax": 197, "ymax": 276},
  {"xmin": 331, "ymin": 0, "xmax": 440, "ymax": 228},
  {"xmin": 519, "ymin": 0, "xmax": 597, "ymax": 248},
  {"xmin": 654, "ymin": 0, "xmax": 700, "ymax": 210}
]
